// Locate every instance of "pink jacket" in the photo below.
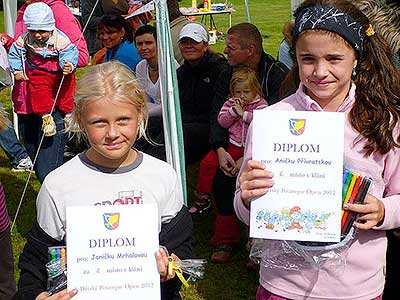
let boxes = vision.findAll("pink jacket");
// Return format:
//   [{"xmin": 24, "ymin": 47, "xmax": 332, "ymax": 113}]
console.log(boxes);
[
  {"xmin": 218, "ymin": 96, "xmax": 267, "ymax": 147},
  {"xmin": 13, "ymin": 0, "xmax": 88, "ymax": 114},
  {"xmin": 234, "ymin": 83, "xmax": 400, "ymax": 300}
]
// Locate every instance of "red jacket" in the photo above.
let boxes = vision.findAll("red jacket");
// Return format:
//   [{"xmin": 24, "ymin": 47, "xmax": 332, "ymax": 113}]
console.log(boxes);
[{"xmin": 13, "ymin": 0, "xmax": 88, "ymax": 114}]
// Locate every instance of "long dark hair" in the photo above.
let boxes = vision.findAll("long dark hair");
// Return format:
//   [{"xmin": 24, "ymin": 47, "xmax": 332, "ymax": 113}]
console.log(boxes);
[
  {"xmin": 98, "ymin": 14, "xmax": 134, "ymax": 43},
  {"xmin": 281, "ymin": 0, "xmax": 400, "ymax": 155}
]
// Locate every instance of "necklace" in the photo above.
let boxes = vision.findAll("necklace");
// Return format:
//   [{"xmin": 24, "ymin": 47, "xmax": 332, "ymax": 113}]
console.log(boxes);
[{"xmin": 148, "ymin": 65, "xmax": 158, "ymax": 72}]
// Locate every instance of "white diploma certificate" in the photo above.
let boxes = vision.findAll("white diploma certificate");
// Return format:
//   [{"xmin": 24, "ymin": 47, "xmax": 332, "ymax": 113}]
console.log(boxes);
[
  {"xmin": 66, "ymin": 204, "xmax": 160, "ymax": 300},
  {"xmin": 250, "ymin": 110, "xmax": 344, "ymax": 242}
]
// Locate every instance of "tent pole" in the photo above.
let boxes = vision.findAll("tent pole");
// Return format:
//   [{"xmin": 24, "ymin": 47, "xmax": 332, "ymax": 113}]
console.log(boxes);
[
  {"xmin": 244, "ymin": 0, "xmax": 251, "ymax": 23},
  {"xmin": 3, "ymin": 0, "xmax": 17, "ymax": 37},
  {"xmin": 3, "ymin": 0, "xmax": 19, "ymax": 138}
]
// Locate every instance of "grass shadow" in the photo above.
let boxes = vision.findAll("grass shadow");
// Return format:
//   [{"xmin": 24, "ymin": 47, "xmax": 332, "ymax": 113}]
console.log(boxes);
[
  {"xmin": 0, "ymin": 154, "xmax": 40, "ymax": 281},
  {"xmin": 183, "ymin": 163, "xmax": 259, "ymax": 299}
]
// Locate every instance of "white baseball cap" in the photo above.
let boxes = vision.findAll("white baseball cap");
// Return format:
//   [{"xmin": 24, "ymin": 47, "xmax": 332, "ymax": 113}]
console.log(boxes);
[
  {"xmin": 23, "ymin": 2, "xmax": 55, "ymax": 32},
  {"xmin": 179, "ymin": 23, "xmax": 209, "ymax": 43}
]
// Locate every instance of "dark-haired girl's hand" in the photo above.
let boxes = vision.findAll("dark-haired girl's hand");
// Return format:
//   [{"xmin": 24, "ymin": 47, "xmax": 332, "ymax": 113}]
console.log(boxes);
[
  {"xmin": 343, "ymin": 194, "xmax": 385, "ymax": 230},
  {"xmin": 239, "ymin": 160, "xmax": 274, "ymax": 208}
]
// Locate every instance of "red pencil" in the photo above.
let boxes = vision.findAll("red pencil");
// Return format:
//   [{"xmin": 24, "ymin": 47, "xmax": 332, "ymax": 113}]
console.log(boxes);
[
  {"xmin": 342, "ymin": 177, "xmax": 372, "ymax": 235},
  {"xmin": 341, "ymin": 175, "xmax": 363, "ymax": 231}
]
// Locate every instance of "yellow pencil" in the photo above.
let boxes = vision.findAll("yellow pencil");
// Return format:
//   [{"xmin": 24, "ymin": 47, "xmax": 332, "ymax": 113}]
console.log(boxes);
[
  {"xmin": 61, "ymin": 247, "xmax": 66, "ymax": 271},
  {"xmin": 342, "ymin": 173, "xmax": 358, "ymax": 217}
]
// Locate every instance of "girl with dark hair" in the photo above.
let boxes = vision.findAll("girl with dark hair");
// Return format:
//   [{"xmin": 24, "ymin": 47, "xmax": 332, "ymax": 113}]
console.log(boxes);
[
  {"xmin": 97, "ymin": 14, "xmax": 142, "ymax": 72},
  {"xmin": 235, "ymin": 0, "xmax": 400, "ymax": 299}
]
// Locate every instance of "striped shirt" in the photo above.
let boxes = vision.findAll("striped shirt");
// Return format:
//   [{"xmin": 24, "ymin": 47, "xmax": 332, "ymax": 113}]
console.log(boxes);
[{"xmin": 0, "ymin": 182, "xmax": 10, "ymax": 233}]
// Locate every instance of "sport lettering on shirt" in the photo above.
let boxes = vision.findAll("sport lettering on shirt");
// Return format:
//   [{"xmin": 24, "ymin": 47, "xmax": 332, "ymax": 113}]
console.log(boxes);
[{"xmin": 94, "ymin": 190, "xmax": 143, "ymax": 206}]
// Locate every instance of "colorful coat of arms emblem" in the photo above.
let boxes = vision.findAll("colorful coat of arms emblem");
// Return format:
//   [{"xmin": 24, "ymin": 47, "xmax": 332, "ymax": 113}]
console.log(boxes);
[
  {"xmin": 103, "ymin": 213, "xmax": 120, "ymax": 230},
  {"xmin": 289, "ymin": 119, "xmax": 306, "ymax": 136}
]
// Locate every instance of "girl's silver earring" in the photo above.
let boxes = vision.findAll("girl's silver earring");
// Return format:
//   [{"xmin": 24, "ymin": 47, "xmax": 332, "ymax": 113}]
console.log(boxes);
[{"xmin": 352, "ymin": 68, "xmax": 356, "ymax": 77}]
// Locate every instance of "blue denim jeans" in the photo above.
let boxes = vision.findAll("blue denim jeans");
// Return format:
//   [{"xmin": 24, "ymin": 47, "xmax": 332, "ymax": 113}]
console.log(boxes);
[
  {"xmin": 0, "ymin": 125, "xmax": 29, "ymax": 166},
  {"xmin": 18, "ymin": 110, "xmax": 66, "ymax": 183}
]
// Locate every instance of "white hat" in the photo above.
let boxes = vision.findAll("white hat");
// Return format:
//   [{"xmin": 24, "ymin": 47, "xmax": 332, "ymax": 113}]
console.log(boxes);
[
  {"xmin": 23, "ymin": 2, "xmax": 55, "ymax": 32},
  {"xmin": 179, "ymin": 23, "xmax": 209, "ymax": 43}
]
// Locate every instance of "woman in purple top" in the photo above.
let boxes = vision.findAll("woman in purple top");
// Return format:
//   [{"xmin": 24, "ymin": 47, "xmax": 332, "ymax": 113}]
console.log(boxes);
[{"xmin": 0, "ymin": 182, "xmax": 16, "ymax": 300}]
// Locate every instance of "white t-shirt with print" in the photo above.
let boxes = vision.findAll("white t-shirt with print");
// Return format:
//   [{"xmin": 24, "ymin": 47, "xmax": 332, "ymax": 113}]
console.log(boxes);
[{"xmin": 36, "ymin": 152, "xmax": 183, "ymax": 241}]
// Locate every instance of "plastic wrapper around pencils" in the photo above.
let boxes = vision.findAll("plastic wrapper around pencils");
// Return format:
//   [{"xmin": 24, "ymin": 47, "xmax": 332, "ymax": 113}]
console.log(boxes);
[
  {"xmin": 249, "ymin": 166, "xmax": 373, "ymax": 276},
  {"xmin": 160, "ymin": 246, "xmax": 206, "ymax": 283},
  {"xmin": 174, "ymin": 258, "xmax": 207, "ymax": 282},
  {"xmin": 249, "ymin": 228, "xmax": 354, "ymax": 277},
  {"xmin": 46, "ymin": 246, "xmax": 68, "ymax": 295}
]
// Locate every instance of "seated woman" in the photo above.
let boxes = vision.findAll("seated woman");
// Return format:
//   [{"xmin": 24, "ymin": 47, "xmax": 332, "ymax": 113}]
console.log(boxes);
[
  {"xmin": 96, "ymin": 14, "xmax": 142, "ymax": 72},
  {"xmin": 143, "ymin": 23, "xmax": 230, "ymax": 164},
  {"xmin": 134, "ymin": 25, "xmax": 179, "ymax": 148}
]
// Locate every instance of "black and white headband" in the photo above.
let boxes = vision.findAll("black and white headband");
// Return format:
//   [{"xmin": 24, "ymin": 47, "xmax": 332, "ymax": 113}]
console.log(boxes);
[{"xmin": 292, "ymin": 6, "xmax": 368, "ymax": 57}]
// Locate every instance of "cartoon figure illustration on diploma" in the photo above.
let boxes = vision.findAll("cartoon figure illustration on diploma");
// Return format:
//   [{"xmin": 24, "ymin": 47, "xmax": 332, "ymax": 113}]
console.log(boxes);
[
  {"xmin": 255, "ymin": 206, "xmax": 333, "ymax": 233},
  {"xmin": 287, "ymin": 207, "xmax": 303, "ymax": 230}
]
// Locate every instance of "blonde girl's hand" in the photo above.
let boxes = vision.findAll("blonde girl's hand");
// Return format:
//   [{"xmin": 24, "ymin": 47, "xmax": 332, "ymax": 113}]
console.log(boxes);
[
  {"xmin": 343, "ymin": 194, "xmax": 385, "ymax": 230},
  {"xmin": 35, "ymin": 289, "xmax": 78, "ymax": 300},
  {"xmin": 156, "ymin": 248, "xmax": 178, "ymax": 282},
  {"xmin": 62, "ymin": 62, "xmax": 73, "ymax": 75},
  {"xmin": 239, "ymin": 160, "xmax": 274, "ymax": 208}
]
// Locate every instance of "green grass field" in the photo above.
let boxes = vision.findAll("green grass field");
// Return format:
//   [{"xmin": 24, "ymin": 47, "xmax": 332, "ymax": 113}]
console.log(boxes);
[{"xmin": 0, "ymin": 1, "xmax": 291, "ymax": 299}]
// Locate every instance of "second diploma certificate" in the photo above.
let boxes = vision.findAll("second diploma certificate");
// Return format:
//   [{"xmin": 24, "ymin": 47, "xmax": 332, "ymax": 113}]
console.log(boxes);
[{"xmin": 250, "ymin": 110, "xmax": 344, "ymax": 242}]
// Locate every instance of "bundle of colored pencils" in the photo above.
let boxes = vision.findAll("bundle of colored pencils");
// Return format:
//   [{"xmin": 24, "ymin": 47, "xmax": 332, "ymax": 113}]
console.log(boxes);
[{"xmin": 341, "ymin": 170, "xmax": 372, "ymax": 236}]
